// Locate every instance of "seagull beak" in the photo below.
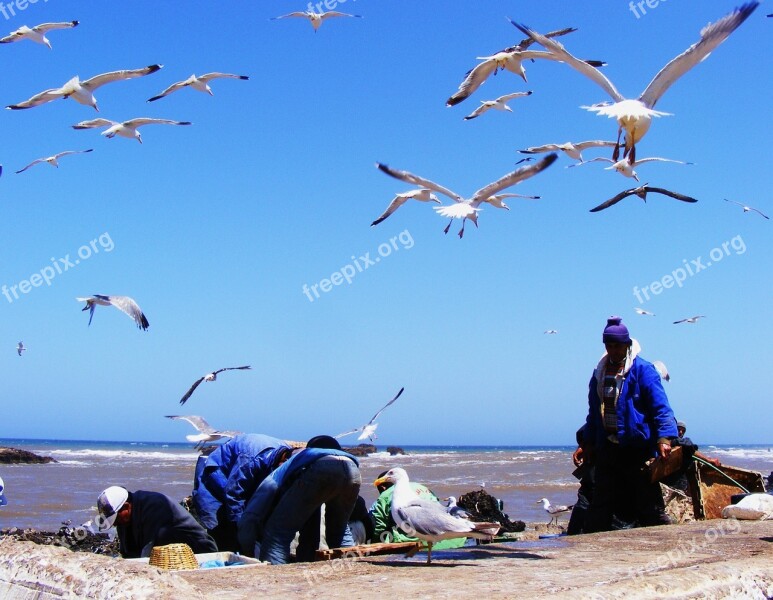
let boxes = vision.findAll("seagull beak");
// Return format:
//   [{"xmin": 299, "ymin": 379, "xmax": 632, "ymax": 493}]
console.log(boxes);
[{"xmin": 373, "ymin": 476, "xmax": 389, "ymax": 488}]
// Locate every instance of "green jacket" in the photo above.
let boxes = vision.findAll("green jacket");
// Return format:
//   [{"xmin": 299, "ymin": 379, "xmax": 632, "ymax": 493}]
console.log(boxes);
[{"xmin": 370, "ymin": 484, "xmax": 467, "ymax": 549}]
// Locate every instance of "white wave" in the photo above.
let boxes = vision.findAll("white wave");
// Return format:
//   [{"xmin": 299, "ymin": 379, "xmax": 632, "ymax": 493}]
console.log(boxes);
[{"xmin": 46, "ymin": 448, "xmax": 198, "ymax": 463}]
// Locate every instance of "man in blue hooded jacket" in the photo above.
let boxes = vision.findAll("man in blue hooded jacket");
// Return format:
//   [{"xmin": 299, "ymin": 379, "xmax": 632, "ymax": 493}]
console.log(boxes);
[{"xmin": 582, "ymin": 316, "xmax": 677, "ymax": 532}]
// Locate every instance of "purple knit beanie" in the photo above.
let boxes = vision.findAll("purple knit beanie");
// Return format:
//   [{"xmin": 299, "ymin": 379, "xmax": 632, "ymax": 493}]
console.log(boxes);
[{"xmin": 602, "ymin": 316, "xmax": 630, "ymax": 344}]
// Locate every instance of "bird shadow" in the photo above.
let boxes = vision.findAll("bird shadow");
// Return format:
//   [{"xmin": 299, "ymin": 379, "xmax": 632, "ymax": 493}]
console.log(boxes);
[{"xmin": 761, "ymin": 537, "xmax": 773, "ymax": 543}]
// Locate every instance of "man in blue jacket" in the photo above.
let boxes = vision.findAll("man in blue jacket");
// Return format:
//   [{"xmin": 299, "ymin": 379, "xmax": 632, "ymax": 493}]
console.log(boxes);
[
  {"xmin": 238, "ymin": 435, "xmax": 361, "ymax": 564},
  {"xmin": 582, "ymin": 316, "xmax": 677, "ymax": 532},
  {"xmin": 193, "ymin": 434, "xmax": 292, "ymax": 551}
]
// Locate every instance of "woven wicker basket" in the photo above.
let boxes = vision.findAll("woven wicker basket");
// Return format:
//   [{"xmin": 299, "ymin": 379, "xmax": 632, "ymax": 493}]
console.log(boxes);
[{"xmin": 148, "ymin": 543, "xmax": 199, "ymax": 570}]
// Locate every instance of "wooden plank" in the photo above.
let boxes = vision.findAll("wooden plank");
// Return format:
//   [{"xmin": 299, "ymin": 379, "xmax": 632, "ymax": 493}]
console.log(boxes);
[
  {"xmin": 644, "ymin": 446, "xmax": 684, "ymax": 483},
  {"xmin": 315, "ymin": 542, "xmax": 420, "ymax": 561}
]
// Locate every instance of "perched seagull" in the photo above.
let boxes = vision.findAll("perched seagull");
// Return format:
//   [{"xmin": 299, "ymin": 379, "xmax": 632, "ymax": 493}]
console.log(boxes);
[
  {"xmin": 15, "ymin": 149, "xmax": 93, "ymax": 174},
  {"xmin": 444, "ymin": 497, "xmax": 470, "ymax": 519},
  {"xmin": 371, "ymin": 189, "xmax": 440, "ymax": 226},
  {"xmin": 510, "ymin": 3, "xmax": 759, "ymax": 163},
  {"xmin": 544, "ymin": 329, "xmax": 558, "ymax": 335},
  {"xmin": 652, "ymin": 360, "xmax": 670, "ymax": 382},
  {"xmin": 179, "ymin": 366, "xmax": 252, "ymax": 405},
  {"xmin": 17, "ymin": 342, "xmax": 26, "ymax": 356},
  {"xmin": 270, "ymin": 10, "xmax": 362, "ymax": 32},
  {"xmin": 147, "ymin": 72, "xmax": 249, "ymax": 102},
  {"xmin": 0, "ymin": 21, "xmax": 78, "ymax": 49},
  {"xmin": 374, "ymin": 468, "xmax": 500, "ymax": 564},
  {"xmin": 634, "ymin": 308, "xmax": 656, "ymax": 316},
  {"xmin": 76, "ymin": 295, "xmax": 149, "ymax": 331},
  {"xmin": 518, "ymin": 140, "xmax": 617, "ymax": 163},
  {"xmin": 446, "ymin": 27, "xmax": 606, "ymax": 106},
  {"xmin": 72, "ymin": 118, "xmax": 191, "ymax": 143},
  {"xmin": 537, "ymin": 498, "xmax": 573, "ymax": 526},
  {"xmin": 463, "ymin": 91, "xmax": 532, "ymax": 120},
  {"xmin": 590, "ymin": 184, "xmax": 698, "ymax": 213},
  {"xmin": 673, "ymin": 315, "xmax": 706, "ymax": 325},
  {"xmin": 165, "ymin": 415, "xmax": 242, "ymax": 449},
  {"xmin": 335, "ymin": 387, "xmax": 404, "ymax": 442},
  {"xmin": 376, "ymin": 153, "xmax": 557, "ymax": 237},
  {"xmin": 724, "ymin": 199, "xmax": 769, "ymax": 219},
  {"xmin": 7, "ymin": 65, "xmax": 162, "ymax": 111},
  {"xmin": 569, "ymin": 156, "xmax": 692, "ymax": 182}
]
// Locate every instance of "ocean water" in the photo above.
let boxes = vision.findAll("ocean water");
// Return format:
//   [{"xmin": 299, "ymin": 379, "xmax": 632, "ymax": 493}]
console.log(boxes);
[{"xmin": 0, "ymin": 439, "xmax": 770, "ymax": 532}]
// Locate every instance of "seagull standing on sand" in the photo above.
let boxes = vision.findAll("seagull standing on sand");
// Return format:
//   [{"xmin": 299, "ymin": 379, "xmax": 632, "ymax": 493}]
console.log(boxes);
[
  {"xmin": 72, "ymin": 118, "xmax": 191, "ymax": 143},
  {"xmin": 673, "ymin": 315, "xmax": 706, "ymax": 325},
  {"xmin": 147, "ymin": 72, "xmax": 249, "ymax": 102},
  {"xmin": 179, "ymin": 366, "xmax": 252, "ymax": 405},
  {"xmin": 518, "ymin": 140, "xmax": 617, "ymax": 163},
  {"xmin": 270, "ymin": 10, "xmax": 362, "ymax": 32},
  {"xmin": 537, "ymin": 498, "xmax": 574, "ymax": 526},
  {"xmin": 335, "ymin": 387, "xmax": 404, "ymax": 442},
  {"xmin": 724, "ymin": 199, "xmax": 769, "ymax": 219},
  {"xmin": 376, "ymin": 153, "xmax": 557, "ymax": 237},
  {"xmin": 17, "ymin": 342, "xmax": 26, "ymax": 356},
  {"xmin": 374, "ymin": 468, "xmax": 500, "ymax": 564},
  {"xmin": 15, "ymin": 149, "xmax": 93, "ymax": 174},
  {"xmin": 590, "ymin": 184, "xmax": 698, "ymax": 213},
  {"xmin": 634, "ymin": 308, "xmax": 656, "ymax": 316},
  {"xmin": 511, "ymin": 3, "xmax": 759, "ymax": 163},
  {"xmin": 0, "ymin": 21, "xmax": 78, "ymax": 48},
  {"xmin": 463, "ymin": 91, "xmax": 532, "ymax": 120},
  {"xmin": 569, "ymin": 156, "xmax": 692, "ymax": 182},
  {"xmin": 371, "ymin": 189, "xmax": 440, "ymax": 226},
  {"xmin": 76, "ymin": 295, "xmax": 149, "ymax": 331},
  {"xmin": 165, "ymin": 415, "xmax": 242, "ymax": 449},
  {"xmin": 7, "ymin": 65, "xmax": 162, "ymax": 111}
]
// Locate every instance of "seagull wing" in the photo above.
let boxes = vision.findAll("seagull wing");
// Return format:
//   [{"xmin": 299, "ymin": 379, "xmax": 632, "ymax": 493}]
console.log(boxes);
[
  {"xmin": 72, "ymin": 118, "xmax": 116, "ymax": 130},
  {"xmin": 589, "ymin": 189, "xmax": 637, "ymax": 213},
  {"xmin": 646, "ymin": 187, "xmax": 699, "ymax": 203},
  {"xmin": 82, "ymin": 65, "xmax": 162, "ymax": 90},
  {"xmin": 180, "ymin": 377, "xmax": 206, "ymax": 405},
  {"xmin": 122, "ymin": 118, "xmax": 192, "ymax": 128},
  {"xmin": 575, "ymin": 140, "xmax": 618, "ymax": 151},
  {"xmin": 105, "ymin": 295, "xmax": 149, "ymax": 330},
  {"xmin": 371, "ymin": 195, "xmax": 410, "ymax": 226},
  {"xmin": 147, "ymin": 80, "xmax": 189, "ymax": 102},
  {"xmin": 15, "ymin": 158, "xmax": 46, "ymax": 174},
  {"xmin": 749, "ymin": 207, "xmax": 769, "ymax": 219},
  {"xmin": 633, "ymin": 157, "xmax": 692, "ymax": 166},
  {"xmin": 639, "ymin": 3, "xmax": 758, "ymax": 108},
  {"xmin": 496, "ymin": 91, "xmax": 532, "ymax": 103},
  {"xmin": 519, "ymin": 143, "xmax": 562, "ymax": 154},
  {"xmin": 463, "ymin": 103, "xmax": 491, "ymax": 120},
  {"xmin": 446, "ymin": 59, "xmax": 498, "ymax": 107},
  {"xmin": 53, "ymin": 149, "xmax": 94, "ymax": 159},
  {"xmin": 510, "ymin": 21, "xmax": 623, "ymax": 102},
  {"xmin": 211, "ymin": 365, "xmax": 252, "ymax": 376},
  {"xmin": 165, "ymin": 415, "xmax": 215, "ymax": 434},
  {"xmin": 567, "ymin": 157, "xmax": 614, "ymax": 169},
  {"xmin": 33, "ymin": 21, "xmax": 79, "ymax": 33},
  {"xmin": 320, "ymin": 11, "xmax": 362, "ymax": 20},
  {"xmin": 470, "ymin": 153, "xmax": 557, "ymax": 202},
  {"xmin": 271, "ymin": 12, "xmax": 310, "ymax": 20},
  {"xmin": 198, "ymin": 72, "xmax": 250, "ymax": 82},
  {"xmin": 334, "ymin": 428, "xmax": 361, "ymax": 439},
  {"xmin": 7, "ymin": 87, "xmax": 66, "ymax": 109},
  {"xmin": 366, "ymin": 387, "xmax": 404, "ymax": 425},
  {"xmin": 513, "ymin": 26, "xmax": 577, "ymax": 51},
  {"xmin": 376, "ymin": 163, "xmax": 461, "ymax": 202}
]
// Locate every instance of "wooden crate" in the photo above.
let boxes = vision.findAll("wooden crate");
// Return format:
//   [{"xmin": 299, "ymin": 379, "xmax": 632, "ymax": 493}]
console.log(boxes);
[{"xmin": 689, "ymin": 463, "xmax": 766, "ymax": 520}]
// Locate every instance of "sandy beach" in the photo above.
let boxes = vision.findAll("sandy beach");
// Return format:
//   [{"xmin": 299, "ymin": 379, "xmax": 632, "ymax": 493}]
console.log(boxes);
[{"xmin": 2, "ymin": 520, "xmax": 772, "ymax": 599}]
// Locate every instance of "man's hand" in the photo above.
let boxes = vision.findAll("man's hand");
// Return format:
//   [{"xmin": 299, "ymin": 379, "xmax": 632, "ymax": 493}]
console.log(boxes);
[
  {"xmin": 572, "ymin": 446, "xmax": 584, "ymax": 468},
  {"xmin": 658, "ymin": 443, "xmax": 672, "ymax": 459}
]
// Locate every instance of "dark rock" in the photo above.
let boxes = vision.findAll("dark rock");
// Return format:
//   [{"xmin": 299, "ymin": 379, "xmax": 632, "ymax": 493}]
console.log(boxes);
[
  {"xmin": 457, "ymin": 489, "xmax": 526, "ymax": 533},
  {"xmin": 1, "ymin": 522, "xmax": 118, "ymax": 555},
  {"xmin": 0, "ymin": 447, "xmax": 57, "ymax": 464},
  {"xmin": 386, "ymin": 446, "xmax": 406, "ymax": 456},
  {"xmin": 342, "ymin": 444, "xmax": 377, "ymax": 456}
]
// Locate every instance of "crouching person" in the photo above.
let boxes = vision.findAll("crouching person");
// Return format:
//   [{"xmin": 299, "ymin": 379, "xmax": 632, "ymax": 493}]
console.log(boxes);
[{"xmin": 238, "ymin": 435, "xmax": 361, "ymax": 564}]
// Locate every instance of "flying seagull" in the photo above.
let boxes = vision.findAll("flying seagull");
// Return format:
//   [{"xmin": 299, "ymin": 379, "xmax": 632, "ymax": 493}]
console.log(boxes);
[
  {"xmin": 634, "ymin": 308, "xmax": 655, "ymax": 316},
  {"xmin": 72, "ymin": 118, "xmax": 191, "ymax": 143},
  {"xmin": 374, "ymin": 468, "xmax": 500, "ymax": 564},
  {"xmin": 544, "ymin": 329, "xmax": 558, "ymax": 335},
  {"xmin": 371, "ymin": 189, "xmax": 440, "ymax": 226},
  {"xmin": 568, "ymin": 156, "xmax": 692, "ymax": 182},
  {"xmin": 376, "ymin": 153, "xmax": 557, "ymax": 237},
  {"xmin": 673, "ymin": 315, "xmax": 706, "ymax": 324},
  {"xmin": 76, "ymin": 295, "xmax": 149, "ymax": 331},
  {"xmin": 270, "ymin": 10, "xmax": 362, "ymax": 32},
  {"xmin": 15, "ymin": 149, "xmax": 93, "ymax": 174},
  {"xmin": 590, "ymin": 184, "xmax": 698, "ymax": 213},
  {"xmin": 510, "ymin": 3, "xmax": 759, "ymax": 163},
  {"xmin": 180, "ymin": 366, "xmax": 252, "ymax": 405},
  {"xmin": 537, "ymin": 497, "xmax": 574, "ymax": 526},
  {"xmin": 148, "ymin": 72, "xmax": 249, "ymax": 102},
  {"xmin": 0, "ymin": 21, "xmax": 78, "ymax": 49},
  {"xmin": 165, "ymin": 415, "xmax": 242, "ymax": 449},
  {"xmin": 17, "ymin": 342, "xmax": 26, "ymax": 356},
  {"xmin": 7, "ymin": 65, "xmax": 162, "ymax": 111},
  {"xmin": 446, "ymin": 27, "xmax": 605, "ymax": 106},
  {"xmin": 463, "ymin": 91, "xmax": 532, "ymax": 120},
  {"xmin": 518, "ymin": 140, "xmax": 617, "ymax": 163},
  {"xmin": 724, "ymin": 199, "xmax": 769, "ymax": 219},
  {"xmin": 335, "ymin": 387, "xmax": 404, "ymax": 441},
  {"xmin": 652, "ymin": 360, "xmax": 670, "ymax": 382}
]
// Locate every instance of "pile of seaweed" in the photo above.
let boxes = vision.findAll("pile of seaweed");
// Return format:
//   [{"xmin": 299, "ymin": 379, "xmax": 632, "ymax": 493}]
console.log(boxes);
[
  {"xmin": 457, "ymin": 489, "xmax": 525, "ymax": 533},
  {"xmin": 1, "ymin": 521, "xmax": 119, "ymax": 555}
]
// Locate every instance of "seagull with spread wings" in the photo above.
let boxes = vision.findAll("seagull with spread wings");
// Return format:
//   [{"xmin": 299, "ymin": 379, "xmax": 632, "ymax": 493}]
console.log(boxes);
[
  {"xmin": 724, "ymin": 199, "xmax": 769, "ymax": 219},
  {"xmin": 17, "ymin": 342, "xmax": 26, "ymax": 357},
  {"xmin": 673, "ymin": 316, "xmax": 706, "ymax": 325},
  {"xmin": 165, "ymin": 415, "xmax": 242, "ymax": 449},
  {"xmin": 147, "ymin": 72, "xmax": 249, "ymax": 102},
  {"xmin": 511, "ymin": 3, "xmax": 759, "ymax": 163},
  {"xmin": 568, "ymin": 156, "xmax": 692, "ymax": 182},
  {"xmin": 463, "ymin": 91, "xmax": 532, "ymax": 120},
  {"xmin": 270, "ymin": 10, "xmax": 362, "ymax": 32},
  {"xmin": 15, "ymin": 149, "xmax": 93, "ymax": 174},
  {"xmin": 0, "ymin": 21, "xmax": 78, "ymax": 49},
  {"xmin": 634, "ymin": 308, "xmax": 656, "ymax": 316},
  {"xmin": 518, "ymin": 140, "xmax": 617, "ymax": 163},
  {"xmin": 589, "ymin": 184, "xmax": 698, "ymax": 213},
  {"xmin": 335, "ymin": 387, "xmax": 404, "ymax": 442},
  {"xmin": 7, "ymin": 64, "xmax": 162, "ymax": 111},
  {"xmin": 72, "ymin": 118, "xmax": 191, "ymax": 143},
  {"xmin": 76, "ymin": 295, "xmax": 149, "ymax": 331},
  {"xmin": 376, "ymin": 153, "xmax": 556, "ymax": 237},
  {"xmin": 180, "ymin": 366, "xmax": 252, "ymax": 405}
]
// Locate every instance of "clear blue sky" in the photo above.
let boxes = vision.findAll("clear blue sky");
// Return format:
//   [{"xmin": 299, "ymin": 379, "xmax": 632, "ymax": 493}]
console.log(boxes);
[{"xmin": 1, "ymin": 1, "xmax": 770, "ymax": 446}]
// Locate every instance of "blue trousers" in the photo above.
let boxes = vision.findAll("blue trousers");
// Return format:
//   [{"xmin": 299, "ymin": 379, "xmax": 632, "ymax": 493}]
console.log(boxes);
[{"xmin": 260, "ymin": 456, "xmax": 361, "ymax": 564}]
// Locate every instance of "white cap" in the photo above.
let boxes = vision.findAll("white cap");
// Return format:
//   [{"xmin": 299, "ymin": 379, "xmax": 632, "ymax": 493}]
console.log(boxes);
[
  {"xmin": 97, "ymin": 486, "xmax": 128, "ymax": 530},
  {"xmin": 0, "ymin": 476, "xmax": 6, "ymax": 507}
]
